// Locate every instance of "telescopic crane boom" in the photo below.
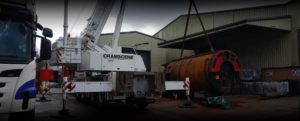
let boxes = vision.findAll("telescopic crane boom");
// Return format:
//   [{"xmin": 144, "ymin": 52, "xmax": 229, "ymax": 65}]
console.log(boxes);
[{"xmin": 81, "ymin": 0, "xmax": 115, "ymax": 44}]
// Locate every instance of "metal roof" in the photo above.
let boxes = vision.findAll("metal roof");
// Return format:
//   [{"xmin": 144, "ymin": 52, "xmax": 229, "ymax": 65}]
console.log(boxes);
[{"xmin": 158, "ymin": 16, "xmax": 291, "ymax": 53}]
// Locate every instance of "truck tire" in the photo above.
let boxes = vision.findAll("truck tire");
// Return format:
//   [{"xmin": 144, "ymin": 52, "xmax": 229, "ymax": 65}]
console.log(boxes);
[{"xmin": 9, "ymin": 110, "xmax": 35, "ymax": 121}]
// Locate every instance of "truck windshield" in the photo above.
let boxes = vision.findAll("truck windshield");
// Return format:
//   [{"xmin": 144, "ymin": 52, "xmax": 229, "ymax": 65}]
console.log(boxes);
[{"xmin": 0, "ymin": 18, "xmax": 32, "ymax": 64}]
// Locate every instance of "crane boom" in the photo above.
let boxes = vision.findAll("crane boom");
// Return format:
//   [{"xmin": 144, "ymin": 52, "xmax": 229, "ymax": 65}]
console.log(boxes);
[
  {"xmin": 111, "ymin": 0, "xmax": 126, "ymax": 51},
  {"xmin": 81, "ymin": 0, "xmax": 115, "ymax": 44},
  {"xmin": 51, "ymin": 0, "xmax": 146, "ymax": 71}
]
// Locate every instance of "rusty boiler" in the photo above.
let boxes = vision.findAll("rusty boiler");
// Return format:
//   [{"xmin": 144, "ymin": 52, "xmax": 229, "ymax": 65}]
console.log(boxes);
[{"xmin": 164, "ymin": 50, "xmax": 241, "ymax": 96}]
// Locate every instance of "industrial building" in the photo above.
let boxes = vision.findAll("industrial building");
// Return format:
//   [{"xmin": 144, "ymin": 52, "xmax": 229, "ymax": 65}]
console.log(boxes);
[
  {"xmin": 154, "ymin": 0, "xmax": 299, "ymax": 70},
  {"xmin": 99, "ymin": 0, "xmax": 300, "ymax": 73},
  {"xmin": 1, "ymin": 0, "xmax": 300, "ymax": 120}
]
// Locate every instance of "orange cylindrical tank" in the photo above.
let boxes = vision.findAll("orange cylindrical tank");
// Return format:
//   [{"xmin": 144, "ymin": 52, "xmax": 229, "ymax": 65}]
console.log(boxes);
[{"xmin": 165, "ymin": 50, "xmax": 241, "ymax": 95}]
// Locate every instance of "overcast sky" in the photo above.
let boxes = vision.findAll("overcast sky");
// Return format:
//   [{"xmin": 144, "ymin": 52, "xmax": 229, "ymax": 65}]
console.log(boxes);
[{"xmin": 36, "ymin": 0, "xmax": 289, "ymax": 43}]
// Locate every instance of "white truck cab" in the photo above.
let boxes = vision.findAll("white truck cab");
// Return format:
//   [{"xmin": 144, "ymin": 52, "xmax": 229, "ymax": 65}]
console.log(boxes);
[{"xmin": 0, "ymin": 1, "xmax": 53, "ymax": 120}]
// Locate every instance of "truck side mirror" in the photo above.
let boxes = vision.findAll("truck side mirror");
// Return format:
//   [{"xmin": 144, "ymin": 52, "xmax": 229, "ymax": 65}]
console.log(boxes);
[
  {"xmin": 40, "ymin": 38, "xmax": 52, "ymax": 60},
  {"xmin": 42, "ymin": 28, "xmax": 53, "ymax": 38},
  {"xmin": 36, "ymin": 22, "xmax": 43, "ymax": 30}
]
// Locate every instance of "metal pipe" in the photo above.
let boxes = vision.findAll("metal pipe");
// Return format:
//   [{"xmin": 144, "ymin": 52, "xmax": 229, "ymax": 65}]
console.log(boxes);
[
  {"xmin": 63, "ymin": 0, "xmax": 68, "ymax": 45},
  {"xmin": 111, "ymin": 0, "xmax": 126, "ymax": 52}
]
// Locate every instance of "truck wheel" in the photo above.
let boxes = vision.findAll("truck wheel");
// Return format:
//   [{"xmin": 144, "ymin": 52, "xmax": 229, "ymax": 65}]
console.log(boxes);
[{"xmin": 9, "ymin": 110, "xmax": 35, "ymax": 121}]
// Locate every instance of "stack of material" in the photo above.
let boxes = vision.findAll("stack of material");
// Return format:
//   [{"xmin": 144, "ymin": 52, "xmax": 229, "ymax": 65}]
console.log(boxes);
[
  {"xmin": 240, "ymin": 82, "xmax": 256, "ymax": 94},
  {"xmin": 261, "ymin": 81, "xmax": 289, "ymax": 97},
  {"xmin": 261, "ymin": 67, "xmax": 300, "ymax": 81},
  {"xmin": 240, "ymin": 81, "xmax": 289, "ymax": 96},
  {"xmin": 261, "ymin": 67, "xmax": 300, "ymax": 95},
  {"xmin": 255, "ymin": 81, "xmax": 265, "ymax": 95},
  {"xmin": 240, "ymin": 68, "xmax": 260, "ymax": 94},
  {"xmin": 240, "ymin": 68, "xmax": 261, "ymax": 81},
  {"xmin": 256, "ymin": 81, "xmax": 289, "ymax": 97},
  {"xmin": 239, "ymin": 67, "xmax": 296, "ymax": 96}
]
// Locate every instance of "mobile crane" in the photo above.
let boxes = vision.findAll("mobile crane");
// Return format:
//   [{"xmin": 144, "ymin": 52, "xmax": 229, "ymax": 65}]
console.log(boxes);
[
  {"xmin": 50, "ymin": 0, "xmax": 180, "ymax": 109},
  {"xmin": 0, "ymin": 0, "xmax": 53, "ymax": 121}
]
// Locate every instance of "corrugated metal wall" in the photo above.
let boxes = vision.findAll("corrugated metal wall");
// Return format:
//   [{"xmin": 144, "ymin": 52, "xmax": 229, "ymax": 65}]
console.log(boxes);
[
  {"xmin": 98, "ymin": 32, "xmax": 166, "ymax": 72},
  {"xmin": 155, "ymin": 5, "xmax": 288, "ymax": 40},
  {"xmin": 227, "ymin": 33, "xmax": 291, "ymax": 68},
  {"xmin": 248, "ymin": 18, "xmax": 291, "ymax": 31},
  {"xmin": 165, "ymin": 49, "xmax": 194, "ymax": 63},
  {"xmin": 287, "ymin": 1, "xmax": 300, "ymax": 66},
  {"xmin": 154, "ymin": 3, "xmax": 299, "ymax": 69},
  {"xmin": 233, "ymin": 6, "xmax": 287, "ymax": 21}
]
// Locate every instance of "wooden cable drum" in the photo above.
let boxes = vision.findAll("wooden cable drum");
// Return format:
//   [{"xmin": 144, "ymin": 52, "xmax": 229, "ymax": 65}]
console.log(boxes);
[{"xmin": 165, "ymin": 50, "xmax": 241, "ymax": 96}]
